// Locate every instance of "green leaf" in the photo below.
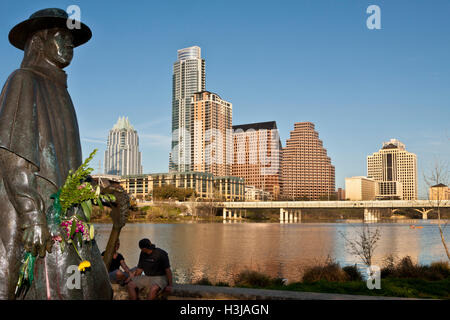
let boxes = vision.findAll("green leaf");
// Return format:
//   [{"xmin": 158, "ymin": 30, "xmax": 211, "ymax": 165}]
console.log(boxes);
[
  {"xmin": 77, "ymin": 232, "xmax": 82, "ymax": 247},
  {"xmin": 81, "ymin": 201, "xmax": 92, "ymax": 222},
  {"xmin": 97, "ymin": 197, "xmax": 104, "ymax": 211},
  {"xmin": 60, "ymin": 240, "xmax": 65, "ymax": 253},
  {"xmin": 89, "ymin": 224, "xmax": 95, "ymax": 240},
  {"xmin": 70, "ymin": 219, "xmax": 77, "ymax": 237}
]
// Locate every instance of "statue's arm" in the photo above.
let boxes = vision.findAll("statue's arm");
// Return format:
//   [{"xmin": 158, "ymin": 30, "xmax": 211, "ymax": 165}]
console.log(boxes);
[{"xmin": 0, "ymin": 149, "xmax": 52, "ymax": 257}]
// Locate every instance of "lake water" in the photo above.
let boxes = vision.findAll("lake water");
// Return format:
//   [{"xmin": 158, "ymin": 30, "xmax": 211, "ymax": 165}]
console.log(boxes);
[{"xmin": 94, "ymin": 220, "xmax": 450, "ymax": 284}]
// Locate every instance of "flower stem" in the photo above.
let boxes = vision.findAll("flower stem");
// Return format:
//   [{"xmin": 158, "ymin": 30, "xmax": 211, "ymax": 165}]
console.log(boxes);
[{"xmin": 72, "ymin": 242, "xmax": 82, "ymax": 260}]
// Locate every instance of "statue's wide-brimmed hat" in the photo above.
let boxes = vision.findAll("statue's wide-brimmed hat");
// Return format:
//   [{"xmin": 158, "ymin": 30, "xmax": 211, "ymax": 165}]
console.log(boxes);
[{"xmin": 8, "ymin": 8, "xmax": 92, "ymax": 50}]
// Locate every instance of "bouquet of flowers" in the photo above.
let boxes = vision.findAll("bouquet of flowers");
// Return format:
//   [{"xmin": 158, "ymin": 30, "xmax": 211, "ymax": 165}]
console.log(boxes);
[{"xmin": 15, "ymin": 149, "xmax": 116, "ymax": 297}]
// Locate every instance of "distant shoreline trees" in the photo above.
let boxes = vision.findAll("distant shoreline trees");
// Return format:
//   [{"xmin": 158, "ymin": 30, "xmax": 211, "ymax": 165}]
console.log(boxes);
[{"xmin": 150, "ymin": 185, "xmax": 196, "ymax": 201}]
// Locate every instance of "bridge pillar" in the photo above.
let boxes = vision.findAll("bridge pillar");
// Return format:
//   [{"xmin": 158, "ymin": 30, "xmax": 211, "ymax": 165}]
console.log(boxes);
[
  {"xmin": 422, "ymin": 212, "xmax": 428, "ymax": 220},
  {"xmin": 280, "ymin": 208, "xmax": 287, "ymax": 223},
  {"xmin": 228, "ymin": 209, "xmax": 233, "ymax": 220},
  {"xmin": 295, "ymin": 209, "xmax": 301, "ymax": 222},
  {"xmin": 289, "ymin": 210, "xmax": 293, "ymax": 223},
  {"xmin": 239, "ymin": 209, "xmax": 243, "ymax": 219},
  {"xmin": 233, "ymin": 210, "xmax": 237, "ymax": 220},
  {"xmin": 364, "ymin": 208, "xmax": 380, "ymax": 222},
  {"xmin": 223, "ymin": 208, "xmax": 227, "ymax": 220}
]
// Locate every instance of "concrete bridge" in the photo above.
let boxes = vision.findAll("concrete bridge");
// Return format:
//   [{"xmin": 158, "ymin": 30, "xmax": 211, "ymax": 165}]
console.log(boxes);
[{"xmin": 218, "ymin": 200, "xmax": 448, "ymax": 222}]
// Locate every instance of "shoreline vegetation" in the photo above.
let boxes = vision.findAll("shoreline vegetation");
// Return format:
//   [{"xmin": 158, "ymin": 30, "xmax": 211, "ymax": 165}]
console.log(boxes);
[
  {"xmin": 191, "ymin": 256, "xmax": 450, "ymax": 299},
  {"xmin": 93, "ymin": 202, "xmax": 450, "ymax": 299},
  {"xmin": 91, "ymin": 201, "xmax": 450, "ymax": 223}
]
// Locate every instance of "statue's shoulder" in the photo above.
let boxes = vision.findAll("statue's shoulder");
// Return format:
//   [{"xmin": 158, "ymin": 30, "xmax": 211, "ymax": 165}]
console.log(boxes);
[{"xmin": 5, "ymin": 68, "xmax": 36, "ymax": 85}]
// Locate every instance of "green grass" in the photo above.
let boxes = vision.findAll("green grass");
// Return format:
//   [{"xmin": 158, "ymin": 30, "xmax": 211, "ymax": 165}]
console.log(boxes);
[
  {"xmin": 192, "ymin": 261, "xmax": 450, "ymax": 299},
  {"xmin": 226, "ymin": 277, "xmax": 449, "ymax": 299},
  {"xmin": 264, "ymin": 277, "xmax": 449, "ymax": 299}
]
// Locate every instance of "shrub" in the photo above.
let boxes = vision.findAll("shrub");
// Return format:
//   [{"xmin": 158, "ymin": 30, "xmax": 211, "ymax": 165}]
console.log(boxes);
[
  {"xmin": 271, "ymin": 277, "xmax": 287, "ymax": 286},
  {"xmin": 302, "ymin": 262, "xmax": 349, "ymax": 283},
  {"xmin": 430, "ymin": 261, "xmax": 450, "ymax": 278},
  {"xmin": 395, "ymin": 256, "xmax": 425, "ymax": 278},
  {"xmin": 215, "ymin": 281, "xmax": 230, "ymax": 287},
  {"xmin": 234, "ymin": 270, "xmax": 272, "ymax": 288},
  {"xmin": 381, "ymin": 256, "xmax": 450, "ymax": 281},
  {"xmin": 342, "ymin": 264, "xmax": 363, "ymax": 281},
  {"xmin": 194, "ymin": 277, "xmax": 213, "ymax": 286},
  {"xmin": 381, "ymin": 254, "xmax": 397, "ymax": 278}
]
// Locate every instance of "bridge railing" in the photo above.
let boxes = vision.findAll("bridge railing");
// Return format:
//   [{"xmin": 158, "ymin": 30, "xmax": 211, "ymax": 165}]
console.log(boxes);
[{"xmin": 217, "ymin": 200, "xmax": 447, "ymax": 209}]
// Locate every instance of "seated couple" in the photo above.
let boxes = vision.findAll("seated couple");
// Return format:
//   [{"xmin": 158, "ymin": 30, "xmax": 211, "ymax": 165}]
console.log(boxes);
[{"xmin": 102, "ymin": 238, "xmax": 173, "ymax": 300}]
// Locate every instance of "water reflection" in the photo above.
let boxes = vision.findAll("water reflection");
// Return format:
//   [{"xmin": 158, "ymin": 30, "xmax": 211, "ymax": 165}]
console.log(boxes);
[{"xmin": 94, "ymin": 220, "xmax": 450, "ymax": 284}]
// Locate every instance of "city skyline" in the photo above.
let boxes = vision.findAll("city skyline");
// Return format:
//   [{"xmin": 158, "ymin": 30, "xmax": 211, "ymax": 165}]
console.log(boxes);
[{"xmin": 0, "ymin": 1, "xmax": 449, "ymax": 199}]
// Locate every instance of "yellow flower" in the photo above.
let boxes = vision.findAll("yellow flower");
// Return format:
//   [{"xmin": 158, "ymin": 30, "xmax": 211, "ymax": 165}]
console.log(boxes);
[{"xmin": 78, "ymin": 260, "xmax": 91, "ymax": 272}]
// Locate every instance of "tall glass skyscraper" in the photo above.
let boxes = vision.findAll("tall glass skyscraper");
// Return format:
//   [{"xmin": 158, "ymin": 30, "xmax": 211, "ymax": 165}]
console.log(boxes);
[
  {"xmin": 104, "ymin": 116, "xmax": 143, "ymax": 176},
  {"xmin": 169, "ymin": 46, "xmax": 205, "ymax": 172}
]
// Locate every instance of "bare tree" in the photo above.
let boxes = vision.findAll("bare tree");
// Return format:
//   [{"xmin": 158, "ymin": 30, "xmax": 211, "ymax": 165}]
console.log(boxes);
[
  {"xmin": 339, "ymin": 223, "xmax": 381, "ymax": 267},
  {"xmin": 423, "ymin": 158, "xmax": 450, "ymax": 261}
]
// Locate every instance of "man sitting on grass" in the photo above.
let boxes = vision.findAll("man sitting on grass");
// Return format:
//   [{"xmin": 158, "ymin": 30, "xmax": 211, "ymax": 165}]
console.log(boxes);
[{"xmin": 126, "ymin": 238, "xmax": 173, "ymax": 300}]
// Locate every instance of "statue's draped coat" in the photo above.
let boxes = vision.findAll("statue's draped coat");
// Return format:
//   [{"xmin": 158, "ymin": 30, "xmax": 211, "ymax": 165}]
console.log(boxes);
[{"xmin": 0, "ymin": 65, "xmax": 112, "ymax": 299}]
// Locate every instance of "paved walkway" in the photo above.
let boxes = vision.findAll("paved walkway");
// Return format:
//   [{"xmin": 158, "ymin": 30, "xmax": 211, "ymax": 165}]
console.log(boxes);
[
  {"xmin": 112, "ymin": 284, "xmax": 418, "ymax": 300},
  {"xmin": 170, "ymin": 284, "xmax": 418, "ymax": 300}
]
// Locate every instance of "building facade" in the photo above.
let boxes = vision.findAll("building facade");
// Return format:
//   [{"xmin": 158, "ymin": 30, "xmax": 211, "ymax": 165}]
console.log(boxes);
[
  {"xmin": 104, "ymin": 116, "xmax": 142, "ymax": 176},
  {"xmin": 280, "ymin": 122, "xmax": 335, "ymax": 200},
  {"xmin": 429, "ymin": 183, "xmax": 450, "ymax": 200},
  {"xmin": 232, "ymin": 121, "xmax": 281, "ymax": 199},
  {"xmin": 345, "ymin": 176, "xmax": 376, "ymax": 201},
  {"xmin": 191, "ymin": 91, "xmax": 232, "ymax": 176},
  {"xmin": 245, "ymin": 186, "xmax": 271, "ymax": 201},
  {"xmin": 121, "ymin": 172, "xmax": 244, "ymax": 201},
  {"xmin": 170, "ymin": 46, "xmax": 206, "ymax": 173},
  {"xmin": 337, "ymin": 188, "xmax": 346, "ymax": 201},
  {"xmin": 367, "ymin": 139, "xmax": 417, "ymax": 200}
]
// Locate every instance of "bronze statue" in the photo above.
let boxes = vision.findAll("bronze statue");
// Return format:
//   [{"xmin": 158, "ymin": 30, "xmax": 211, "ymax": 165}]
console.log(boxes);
[{"xmin": 0, "ymin": 8, "xmax": 113, "ymax": 299}]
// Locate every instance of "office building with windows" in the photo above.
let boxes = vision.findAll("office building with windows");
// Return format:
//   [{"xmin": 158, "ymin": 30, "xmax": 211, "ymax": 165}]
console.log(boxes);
[
  {"xmin": 232, "ymin": 121, "xmax": 281, "ymax": 199},
  {"xmin": 367, "ymin": 139, "xmax": 417, "ymax": 200},
  {"xmin": 104, "ymin": 116, "xmax": 142, "ymax": 176},
  {"xmin": 280, "ymin": 122, "xmax": 335, "ymax": 200},
  {"xmin": 191, "ymin": 91, "xmax": 232, "ymax": 176},
  {"xmin": 169, "ymin": 46, "xmax": 205, "ymax": 172}
]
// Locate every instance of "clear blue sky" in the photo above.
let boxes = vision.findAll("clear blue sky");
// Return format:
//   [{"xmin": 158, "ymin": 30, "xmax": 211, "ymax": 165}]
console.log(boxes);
[{"xmin": 1, "ymin": 0, "xmax": 449, "ymax": 198}]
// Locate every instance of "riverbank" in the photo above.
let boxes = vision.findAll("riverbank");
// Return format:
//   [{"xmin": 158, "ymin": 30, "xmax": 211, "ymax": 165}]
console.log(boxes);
[
  {"xmin": 189, "ymin": 258, "xmax": 450, "ymax": 299},
  {"xmin": 111, "ymin": 257, "xmax": 449, "ymax": 300},
  {"xmin": 91, "ymin": 202, "xmax": 450, "ymax": 223}
]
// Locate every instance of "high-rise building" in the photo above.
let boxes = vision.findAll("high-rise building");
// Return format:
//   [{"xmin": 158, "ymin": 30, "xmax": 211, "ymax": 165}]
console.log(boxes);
[
  {"xmin": 104, "ymin": 116, "xmax": 142, "ymax": 176},
  {"xmin": 280, "ymin": 122, "xmax": 335, "ymax": 200},
  {"xmin": 191, "ymin": 91, "xmax": 232, "ymax": 176},
  {"xmin": 170, "ymin": 46, "xmax": 205, "ymax": 172},
  {"xmin": 429, "ymin": 183, "xmax": 450, "ymax": 200},
  {"xmin": 367, "ymin": 138, "xmax": 417, "ymax": 200},
  {"xmin": 232, "ymin": 121, "xmax": 281, "ymax": 199},
  {"xmin": 336, "ymin": 188, "xmax": 346, "ymax": 201},
  {"xmin": 345, "ymin": 176, "xmax": 376, "ymax": 201}
]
